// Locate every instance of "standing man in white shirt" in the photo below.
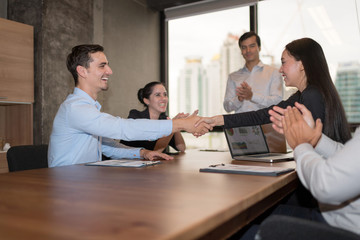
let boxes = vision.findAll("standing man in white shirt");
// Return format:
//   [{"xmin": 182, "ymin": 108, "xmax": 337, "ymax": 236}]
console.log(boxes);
[{"xmin": 223, "ymin": 31, "xmax": 283, "ymax": 113}]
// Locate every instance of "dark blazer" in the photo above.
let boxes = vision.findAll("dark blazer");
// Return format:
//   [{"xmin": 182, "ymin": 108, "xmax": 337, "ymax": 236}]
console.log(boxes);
[
  {"xmin": 224, "ymin": 85, "xmax": 325, "ymax": 129},
  {"xmin": 120, "ymin": 109, "xmax": 178, "ymax": 151}
]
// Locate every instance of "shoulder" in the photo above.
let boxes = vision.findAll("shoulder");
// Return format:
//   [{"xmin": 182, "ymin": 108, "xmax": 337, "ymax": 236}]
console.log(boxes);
[
  {"xmin": 302, "ymin": 86, "xmax": 323, "ymax": 100},
  {"xmin": 261, "ymin": 64, "xmax": 280, "ymax": 75},
  {"xmin": 256, "ymin": 62, "xmax": 281, "ymax": 80},
  {"xmin": 229, "ymin": 68, "xmax": 245, "ymax": 80},
  {"xmin": 62, "ymin": 94, "xmax": 96, "ymax": 113},
  {"xmin": 300, "ymin": 86, "xmax": 325, "ymax": 116},
  {"xmin": 128, "ymin": 109, "xmax": 148, "ymax": 119}
]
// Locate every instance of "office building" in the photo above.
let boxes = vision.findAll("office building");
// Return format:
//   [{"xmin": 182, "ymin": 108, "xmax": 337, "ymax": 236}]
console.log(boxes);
[
  {"xmin": 335, "ymin": 62, "xmax": 360, "ymax": 122},
  {"xmin": 176, "ymin": 57, "xmax": 207, "ymax": 116}
]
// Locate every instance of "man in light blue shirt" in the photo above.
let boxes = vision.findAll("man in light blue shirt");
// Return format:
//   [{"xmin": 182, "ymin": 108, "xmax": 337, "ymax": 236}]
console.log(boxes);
[{"xmin": 48, "ymin": 44, "xmax": 210, "ymax": 167}]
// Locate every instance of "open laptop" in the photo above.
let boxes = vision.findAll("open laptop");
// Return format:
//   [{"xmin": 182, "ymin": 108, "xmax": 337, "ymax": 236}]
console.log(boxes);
[{"xmin": 224, "ymin": 124, "xmax": 293, "ymax": 162}]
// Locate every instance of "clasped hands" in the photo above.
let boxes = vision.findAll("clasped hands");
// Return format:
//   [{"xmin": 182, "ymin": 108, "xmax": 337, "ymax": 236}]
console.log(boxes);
[
  {"xmin": 174, "ymin": 110, "xmax": 225, "ymax": 137},
  {"xmin": 182, "ymin": 102, "xmax": 323, "ymax": 149},
  {"xmin": 268, "ymin": 102, "xmax": 323, "ymax": 149},
  {"xmin": 236, "ymin": 82, "xmax": 253, "ymax": 101}
]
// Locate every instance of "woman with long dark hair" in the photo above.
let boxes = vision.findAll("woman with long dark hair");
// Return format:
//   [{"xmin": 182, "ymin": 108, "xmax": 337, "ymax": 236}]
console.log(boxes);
[{"xmin": 197, "ymin": 38, "xmax": 351, "ymax": 144}]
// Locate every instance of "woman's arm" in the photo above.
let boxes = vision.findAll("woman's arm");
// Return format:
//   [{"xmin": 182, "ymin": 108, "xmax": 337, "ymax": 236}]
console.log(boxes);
[
  {"xmin": 154, "ymin": 113, "xmax": 188, "ymax": 152},
  {"xmin": 153, "ymin": 133, "xmax": 175, "ymax": 152}
]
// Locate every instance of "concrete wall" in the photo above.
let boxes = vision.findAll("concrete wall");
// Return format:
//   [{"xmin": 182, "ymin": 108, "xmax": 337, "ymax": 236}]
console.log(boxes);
[
  {"xmin": 6, "ymin": 0, "xmax": 160, "ymax": 144},
  {"xmin": 102, "ymin": 0, "xmax": 160, "ymax": 117},
  {"xmin": 0, "ymin": 0, "xmax": 6, "ymax": 18}
]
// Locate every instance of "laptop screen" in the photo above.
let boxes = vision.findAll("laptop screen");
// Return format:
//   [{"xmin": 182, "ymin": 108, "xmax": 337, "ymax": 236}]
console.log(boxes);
[{"xmin": 224, "ymin": 125, "xmax": 269, "ymax": 156}]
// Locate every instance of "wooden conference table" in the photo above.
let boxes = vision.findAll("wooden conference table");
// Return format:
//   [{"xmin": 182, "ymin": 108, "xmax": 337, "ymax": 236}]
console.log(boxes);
[{"xmin": 0, "ymin": 150, "xmax": 297, "ymax": 240}]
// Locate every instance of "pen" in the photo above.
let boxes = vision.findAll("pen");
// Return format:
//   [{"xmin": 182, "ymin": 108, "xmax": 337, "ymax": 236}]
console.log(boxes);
[{"xmin": 209, "ymin": 163, "xmax": 225, "ymax": 167}]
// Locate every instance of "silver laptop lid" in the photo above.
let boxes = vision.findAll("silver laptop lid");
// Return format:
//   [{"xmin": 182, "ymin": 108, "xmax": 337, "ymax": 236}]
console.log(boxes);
[{"xmin": 224, "ymin": 125, "xmax": 269, "ymax": 158}]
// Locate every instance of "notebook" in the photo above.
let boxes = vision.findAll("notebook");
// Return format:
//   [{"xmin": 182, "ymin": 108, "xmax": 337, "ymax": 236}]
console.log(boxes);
[
  {"xmin": 85, "ymin": 160, "xmax": 161, "ymax": 168},
  {"xmin": 224, "ymin": 124, "xmax": 293, "ymax": 162},
  {"xmin": 200, "ymin": 163, "xmax": 295, "ymax": 176}
]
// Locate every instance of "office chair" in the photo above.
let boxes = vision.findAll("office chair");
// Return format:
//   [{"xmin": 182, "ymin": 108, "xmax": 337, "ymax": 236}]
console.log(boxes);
[
  {"xmin": 6, "ymin": 144, "xmax": 48, "ymax": 172},
  {"xmin": 257, "ymin": 215, "xmax": 360, "ymax": 240}
]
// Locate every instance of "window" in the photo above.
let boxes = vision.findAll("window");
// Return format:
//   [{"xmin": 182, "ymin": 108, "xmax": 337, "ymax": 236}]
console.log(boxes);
[{"xmin": 168, "ymin": 7, "xmax": 250, "ymax": 149}]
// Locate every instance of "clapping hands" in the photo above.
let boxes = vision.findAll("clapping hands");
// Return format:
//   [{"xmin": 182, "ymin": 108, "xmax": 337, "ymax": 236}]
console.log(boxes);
[{"xmin": 269, "ymin": 102, "xmax": 323, "ymax": 149}]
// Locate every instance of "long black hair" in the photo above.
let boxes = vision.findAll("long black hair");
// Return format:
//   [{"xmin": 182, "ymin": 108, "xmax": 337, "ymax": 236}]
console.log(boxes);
[{"xmin": 286, "ymin": 38, "xmax": 351, "ymax": 143}]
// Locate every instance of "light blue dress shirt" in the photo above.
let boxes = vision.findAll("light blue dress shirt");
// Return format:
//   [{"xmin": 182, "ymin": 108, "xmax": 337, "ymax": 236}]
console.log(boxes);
[{"xmin": 48, "ymin": 88, "xmax": 172, "ymax": 167}]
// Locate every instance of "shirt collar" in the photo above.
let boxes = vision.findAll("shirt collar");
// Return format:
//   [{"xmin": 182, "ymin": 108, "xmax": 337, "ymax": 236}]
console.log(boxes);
[
  {"xmin": 241, "ymin": 60, "xmax": 264, "ymax": 72},
  {"xmin": 74, "ymin": 87, "xmax": 102, "ymax": 110}
]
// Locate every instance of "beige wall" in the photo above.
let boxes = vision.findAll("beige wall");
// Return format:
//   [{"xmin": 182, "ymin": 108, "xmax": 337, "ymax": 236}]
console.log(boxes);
[
  {"xmin": 101, "ymin": 0, "xmax": 160, "ymax": 118},
  {"xmin": 8, "ymin": 0, "xmax": 160, "ymax": 144}
]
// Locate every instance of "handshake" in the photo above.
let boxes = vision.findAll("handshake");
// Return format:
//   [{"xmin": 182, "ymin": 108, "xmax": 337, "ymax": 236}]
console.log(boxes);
[{"xmin": 172, "ymin": 110, "xmax": 224, "ymax": 137}]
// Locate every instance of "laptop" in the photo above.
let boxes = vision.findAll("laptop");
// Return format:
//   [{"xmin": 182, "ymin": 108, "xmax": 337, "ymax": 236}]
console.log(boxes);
[{"xmin": 224, "ymin": 124, "xmax": 293, "ymax": 162}]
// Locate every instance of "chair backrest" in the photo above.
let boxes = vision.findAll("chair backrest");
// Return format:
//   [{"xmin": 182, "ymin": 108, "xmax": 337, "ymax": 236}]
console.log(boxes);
[
  {"xmin": 6, "ymin": 145, "xmax": 48, "ymax": 172},
  {"xmin": 258, "ymin": 215, "xmax": 360, "ymax": 240}
]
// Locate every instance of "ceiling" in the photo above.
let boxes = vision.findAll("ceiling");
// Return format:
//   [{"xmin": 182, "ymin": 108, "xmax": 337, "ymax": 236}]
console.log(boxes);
[{"xmin": 146, "ymin": 0, "xmax": 206, "ymax": 11}]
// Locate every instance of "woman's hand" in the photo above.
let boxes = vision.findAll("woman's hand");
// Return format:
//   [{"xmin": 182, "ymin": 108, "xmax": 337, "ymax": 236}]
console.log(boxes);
[{"xmin": 194, "ymin": 115, "xmax": 224, "ymax": 128}]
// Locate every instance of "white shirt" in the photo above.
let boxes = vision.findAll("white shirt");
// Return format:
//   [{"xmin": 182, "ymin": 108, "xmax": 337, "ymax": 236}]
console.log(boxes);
[
  {"xmin": 294, "ymin": 128, "xmax": 360, "ymax": 235},
  {"xmin": 223, "ymin": 61, "xmax": 283, "ymax": 113}
]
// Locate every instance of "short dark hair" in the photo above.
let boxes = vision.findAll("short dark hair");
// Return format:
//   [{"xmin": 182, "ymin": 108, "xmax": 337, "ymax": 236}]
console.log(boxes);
[
  {"xmin": 137, "ymin": 81, "xmax": 164, "ymax": 108},
  {"xmin": 66, "ymin": 44, "xmax": 104, "ymax": 85},
  {"xmin": 238, "ymin": 31, "xmax": 261, "ymax": 48}
]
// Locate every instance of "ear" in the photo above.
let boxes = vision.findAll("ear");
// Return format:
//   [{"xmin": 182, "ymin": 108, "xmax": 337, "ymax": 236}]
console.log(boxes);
[
  {"xmin": 143, "ymin": 98, "xmax": 150, "ymax": 106},
  {"xmin": 76, "ymin": 65, "xmax": 87, "ymax": 79},
  {"xmin": 299, "ymin": 60, "xmax": 305, "ymax": 71}
]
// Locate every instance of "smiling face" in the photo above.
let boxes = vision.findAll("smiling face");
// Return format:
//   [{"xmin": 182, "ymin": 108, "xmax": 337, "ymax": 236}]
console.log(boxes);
[
  {"xmin": 77, "ymin": 51, "xmax": 113, "ymax": 100},
  {"xmin": 143, "ymin": 84, "xmax": 168, "ymax": 118},
  {"xmin": 279, "ymin": 49, "xmax": 307, "ymax": 91},
  {"xmin": 240, "ymin": 35, "xmax": 260, "ymax": 64}
]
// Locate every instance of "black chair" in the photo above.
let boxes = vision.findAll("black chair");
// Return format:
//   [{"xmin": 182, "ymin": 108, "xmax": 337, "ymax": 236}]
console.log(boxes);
[
  {"xmin": 6, "ymin": 145, "xmax": 48, "ymax": 172},
  {"xmin": 257, "ymin": 215, "xmax": 360, "ymax": 240}
]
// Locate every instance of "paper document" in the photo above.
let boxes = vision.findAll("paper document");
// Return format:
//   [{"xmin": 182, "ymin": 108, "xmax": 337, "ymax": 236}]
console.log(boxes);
[
  {"xmin": 200, "ymin": 163, "xmax": 295, "ymax": 176},
  {"xmin": 86, "ymin": 160, "xmax": 161, "ymax": 168}
]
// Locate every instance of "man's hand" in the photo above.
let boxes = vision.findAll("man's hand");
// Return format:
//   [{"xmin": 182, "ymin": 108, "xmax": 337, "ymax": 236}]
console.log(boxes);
[
  {"xmin": 293, "ymin": 102, "xmax": 315, "ymax": 128},
  {"xmin": 282, "ymin": 105, "xmax": 323, "ymax": 149},
  {"xmin": 236, "ymin": 82, "xmax": 253, "ymax": 101},
  {"xmin": 172, "ymin": 110, "xmax": 213, "ymax": 137},
  {"xmin": 140, "ymin": 149, "xmax": 173, "ymax": 160},
  {"xmin": 172, "ymin": 112, "xmax": 190, "ymax": 120},
  {"xmin": 269, "ymin": 105, "xmax": 287, "ymax": 134},
  {"xmin": 194, "ymin": 115, "xmax": 224, "ymax": 128},
  {"xmin": 269, "ymin": 102, "xmax": 316, "ymax": 135}
]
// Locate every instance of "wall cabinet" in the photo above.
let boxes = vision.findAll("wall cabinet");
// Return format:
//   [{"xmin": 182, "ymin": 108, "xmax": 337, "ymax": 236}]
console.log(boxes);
[{"xmin": 0, "ymin": 18, "xmax": 34, "ymax": 173}]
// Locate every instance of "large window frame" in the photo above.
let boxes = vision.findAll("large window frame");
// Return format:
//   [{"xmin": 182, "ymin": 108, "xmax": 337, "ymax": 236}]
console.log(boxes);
[
  {"xmin": 161, "ymin": 1, "xmax": 258, "ymax": 134},
  {"xmin": 161, "ymin": 0, "xmax": 360, "ymax": 131},
  {"xmin": 161, "ymin": 2, "xmax": 258, "ymax": 85}
]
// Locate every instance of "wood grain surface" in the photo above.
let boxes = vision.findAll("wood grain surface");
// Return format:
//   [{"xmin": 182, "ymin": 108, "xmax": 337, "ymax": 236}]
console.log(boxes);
[{"xmin": 0, "ymin": 150, "xmax": 297, "ymax": 240}]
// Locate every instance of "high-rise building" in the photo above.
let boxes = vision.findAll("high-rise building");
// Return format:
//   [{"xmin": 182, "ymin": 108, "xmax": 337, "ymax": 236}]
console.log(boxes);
[
  {"xmin": 204, "ymin": 54, "xmax": 222, "ymax": 116},
  {"xmin": 175, "ymin": 33, "xmax": 244, "ymax": 117},
  {"xmin": 220, "ymin": 33, "xmax": 243, "ymax": 80},
  {"xmin": 219, "ymin": 33, "xmax": 244, "ymax": 112},
  {"xmin": 335, "ymin": 62, "xmax": 360, "ymax": 122},
  {"xmin": 176, "ymin": 57, "xmax": 207, "ymax": 116}
]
